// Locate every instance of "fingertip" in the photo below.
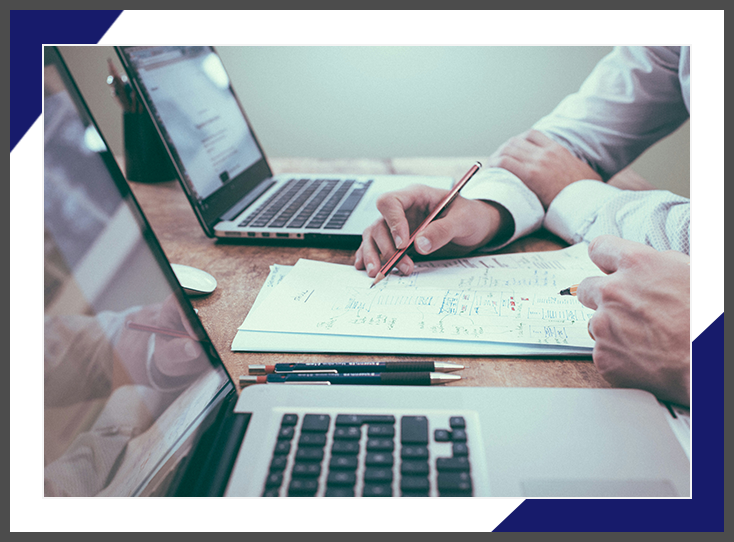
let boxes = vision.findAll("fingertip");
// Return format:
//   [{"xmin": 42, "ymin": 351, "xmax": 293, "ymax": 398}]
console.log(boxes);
[
  {"xmin": 397, "ymin": 260, "xmax": 412, "ymax": 276},
  {"xmin": 393, "ymin": 233, "xmax": 404, "ymax": 250},
  {"xmin": 184, "ymin": 340, "xmax": 198, "ymax": 358}
]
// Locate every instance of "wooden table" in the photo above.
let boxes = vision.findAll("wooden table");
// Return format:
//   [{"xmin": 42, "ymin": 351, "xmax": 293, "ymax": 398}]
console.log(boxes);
[{"xmin": 128, "ymin": 157, "xmax": 609, "ymax": 393}]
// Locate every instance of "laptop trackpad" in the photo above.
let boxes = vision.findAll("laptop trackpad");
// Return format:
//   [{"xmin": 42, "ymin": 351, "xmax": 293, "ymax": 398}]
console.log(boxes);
[{"xmin": 521, "ymin": 479, "xmax": 678, "ymax": 497}]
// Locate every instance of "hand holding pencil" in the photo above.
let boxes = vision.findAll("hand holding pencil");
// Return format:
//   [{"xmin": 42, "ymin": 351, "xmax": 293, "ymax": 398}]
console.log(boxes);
[{"xmin": 355, "ymin": 162, "xmax": 513, "ymax": 282}]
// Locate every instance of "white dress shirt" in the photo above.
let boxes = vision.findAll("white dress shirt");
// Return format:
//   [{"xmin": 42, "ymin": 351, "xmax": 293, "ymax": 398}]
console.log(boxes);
[{"xmin": 460, "ymin": 46, "xmax": 690, "ymax": 255}]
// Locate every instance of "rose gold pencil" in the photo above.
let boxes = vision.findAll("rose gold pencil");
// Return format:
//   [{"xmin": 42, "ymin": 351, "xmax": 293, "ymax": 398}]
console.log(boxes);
[
  {"xmin": 125, "ymin": 321, "xmax": 197, "ymax": 340},
  {"xmin": 370, "ymin": 161, "xmax": 482, "ymax": 288}
]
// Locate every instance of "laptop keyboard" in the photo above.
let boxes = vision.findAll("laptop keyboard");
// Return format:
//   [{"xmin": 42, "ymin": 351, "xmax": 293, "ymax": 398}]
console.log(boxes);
[
  {"xmin": 237, "ymin": 178, "xmax": 373, "ymax": 231},
  {"xmin": 262, "ymin": 413, "xmax": 473, "ymax": 497}
]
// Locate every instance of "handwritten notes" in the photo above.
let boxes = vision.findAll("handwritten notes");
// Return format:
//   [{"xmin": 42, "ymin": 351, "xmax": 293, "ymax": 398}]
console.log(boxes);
[{"xmin": 239, "ymin": 244, "xmax": 602, "ymax": 350}]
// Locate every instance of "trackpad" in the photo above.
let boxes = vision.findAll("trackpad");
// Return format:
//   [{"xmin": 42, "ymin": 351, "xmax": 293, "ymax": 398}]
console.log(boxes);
[{"xmin": 522, "ymin": 479, "xmax": 678, "ymax": 497}]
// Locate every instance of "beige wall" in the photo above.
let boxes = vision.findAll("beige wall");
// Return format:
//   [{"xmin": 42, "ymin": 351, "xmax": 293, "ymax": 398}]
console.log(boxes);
[{"xmin": 58, "ymin": 45, "xmax": 690, "ymax": 198}]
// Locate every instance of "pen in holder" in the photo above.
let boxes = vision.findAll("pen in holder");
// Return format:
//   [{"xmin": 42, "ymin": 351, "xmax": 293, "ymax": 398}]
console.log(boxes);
[{"xmin": 123, "ymin": 109, "xmax": 177, "ymax": 184}]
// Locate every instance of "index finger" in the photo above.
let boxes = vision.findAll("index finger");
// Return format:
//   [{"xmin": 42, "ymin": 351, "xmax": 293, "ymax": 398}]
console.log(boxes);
[
  {"xmin": 586, "ymin": 235, "xmax": 649, "ymax": 275},
  {"xmin": 575, "ymin": 275, "xmax": 605, "ymax": 310},
  {"xmin": 375, "ymin": 187, "xmax": 424, "ymax": 249}
]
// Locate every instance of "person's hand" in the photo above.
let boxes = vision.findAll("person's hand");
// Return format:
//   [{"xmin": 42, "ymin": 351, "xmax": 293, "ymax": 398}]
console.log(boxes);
[
  {"xmin": 151, "ymin": 295, "xmax": 209, "ymax": 378},
  {"xmin": 487, "ymin": 129, "xmax": 602, "ymax": 209},
  {"xmin": 355, "ymin": 184, "xmax": 512, "ymax": 277},
  {"xmin": 118, "ymin": 296, "xmax": 209, "ymax": 385},
  {"xmin": 577, "ymin": 235, "xmax": 690, "ymax": 406}
]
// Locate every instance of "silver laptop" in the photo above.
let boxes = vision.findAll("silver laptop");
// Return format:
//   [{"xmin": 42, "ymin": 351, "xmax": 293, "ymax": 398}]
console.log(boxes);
[
  {"xmin": 45, "ymin": 46, "xmax": 689, "ymax": 498},
  {"xmin": 115, "ymin": 45, "xmax": 452, "ymax": 245}
]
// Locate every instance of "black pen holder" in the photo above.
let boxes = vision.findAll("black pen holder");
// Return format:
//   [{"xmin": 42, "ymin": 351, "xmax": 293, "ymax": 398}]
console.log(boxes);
[{"xmin": 123, "ymin": 110, "xmax": 177, "ymax": 183}]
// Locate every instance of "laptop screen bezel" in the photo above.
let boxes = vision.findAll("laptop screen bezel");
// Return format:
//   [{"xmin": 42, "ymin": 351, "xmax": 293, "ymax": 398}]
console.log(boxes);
[{"xmin": 115, "ymin": 45, "xmax": 275, "ymax": 237}]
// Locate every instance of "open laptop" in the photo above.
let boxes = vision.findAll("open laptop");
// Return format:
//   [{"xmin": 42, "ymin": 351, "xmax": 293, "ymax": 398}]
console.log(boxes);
[
  {"xmin": 115, "ymin": 45, "xmax": 453, "ymax": 245},
  {"xmin": 45, "ymin": 46, "xmax": 690, "ymax": 498}
]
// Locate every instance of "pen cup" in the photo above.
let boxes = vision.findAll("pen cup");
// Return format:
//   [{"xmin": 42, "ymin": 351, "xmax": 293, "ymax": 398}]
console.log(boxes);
[{"xmin": 123, "ymin": 110, "xmax": 177, "ymax": 184}]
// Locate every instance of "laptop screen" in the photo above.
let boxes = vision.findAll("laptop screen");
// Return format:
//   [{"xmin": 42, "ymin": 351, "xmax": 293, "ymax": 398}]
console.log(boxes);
[
  {"xmin": 118, "ymin": 46, "xmax": 272, "ymax": 234},
  {"xmin": 43, "ymin": 47, "xmax": 232, "ymax": 497}
]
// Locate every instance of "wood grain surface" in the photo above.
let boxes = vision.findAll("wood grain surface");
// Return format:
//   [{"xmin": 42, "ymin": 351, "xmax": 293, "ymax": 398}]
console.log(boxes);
[{"xmin": 127, "ymin": 157, "xmax": 609, "ymax": 393}]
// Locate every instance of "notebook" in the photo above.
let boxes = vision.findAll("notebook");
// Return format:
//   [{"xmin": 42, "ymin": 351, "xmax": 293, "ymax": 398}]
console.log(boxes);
[
  {"xmin": 44, "ymin": 46, "xmax": 690, "ymax": 498},
  {"xmin": 115, "ymin": 45, "xmax": 453, "ymax": 245}
]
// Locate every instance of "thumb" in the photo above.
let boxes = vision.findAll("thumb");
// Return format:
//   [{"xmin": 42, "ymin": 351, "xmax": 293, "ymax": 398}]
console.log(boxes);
[{"xmin": 414, "ymin": 216, "xmax": 460, "ymax": 255}]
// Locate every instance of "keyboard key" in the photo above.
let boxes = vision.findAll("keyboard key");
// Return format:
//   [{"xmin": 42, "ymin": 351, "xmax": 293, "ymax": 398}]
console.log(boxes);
[
  {"xmin": 451, "ymin": 429, "xmax": 468, "ymax": 442},
  {"xmin": 364, "ymin": 467, "xmax": 393, "ymax": 483},
  {"xmin": 436, "ymin": 456, "xmax": 471, "ymax": 471},
  {"xmin": 452, "ymin": 442, "xmax": 469, "ymax": 457},
  {"xmin": 325, "ymin": 487, "xmax": 354, "ymax": 497},
  {"xmin": 327, "ymin": 471, "xmax": 356, "ymax": 487},
  {"xmin": 295, "ymin": 447, "xmax": 324, "ymax": 462},
  {"xmin": 366, "ymin": 438, "xmax": 394, "ymax": 451},
  {"xmin": 331, "ymin": 441, "xmax": 360, "ymax": 455},
  {"xmin": 449, "ymin": 416, "xmax": 465, "ymax": 429},
  {"xmin": 262, "ymin": 488, "xmax": 280, "ymax": 497},
  {"xmin": 401, "ymin": 416, "xmax": 428, "ymax": 444},
  {"xmin": 400, "ymin": 460, "xmax": 429, "ymax": 476},
  {"xmin": 299, "ymin": 433, "xmax": 327, "ymax": 447},
  {"xmin": 334, "ymin": 426, "xmax": 361, "ymax": 440},
  {"xmin": 301, "ymin": 414, "xmax": 330, "ymax": 433},
  {"xmin": 434, "ymin": 429, "xmax": 451, "ymax": 442},
  {"xmin": 335, "ymin": 415, "xmax": 395, "ymax": 426},
  {"xmin": 329, "ymin": 455, "xmax": 358, "ymax": 470},
  {"xmin": 365, "ymin": 452, "xmax": 394, "ymax": 467},
  {"xmin": 288, "ymin": 478, "xmax": 318, "ymax": 496},
  {"xmin": 278, "ymin": 426, "xmax": 295, "ymax": 440},
  {"xmin": 401, "ymin": 445, "xmax": 428, "ymax": 460},
  {"xmin": 281, "ymin": 414, "xmax": 299, "ymax": 426},
  {"xmin": 400, "ymin": 475, "xmax": 430, "ymax": 493},
  {"xmin": 363, "ymin": 483, "xmax": 392, "ymax": 497},
  {"xmin": 264, "ymin": 472, "xmax": 283, "ymax": 488},
  {"xmin": 273, "ymin": 441, "xmax": 291, "ymax": 455},
  {"xmin": 269, "ymin": 455, "xmax": 288, "ymax": 472},
  {"xmin": 367, "ymin": 425, "xmax": 395, "ymax": 437},
  {"xmin": 437, "ymin": 471, "xmax": 473, "ymax": 495},
  {"xmin": 292, "ymin": 463, "xmax": 321, "ymax": 478}
]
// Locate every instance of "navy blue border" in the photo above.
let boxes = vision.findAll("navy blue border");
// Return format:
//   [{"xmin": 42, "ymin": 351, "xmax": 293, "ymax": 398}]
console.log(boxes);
[{"xmin": 14, "ymin": 10, "xmax": 724, "ymax": 532}]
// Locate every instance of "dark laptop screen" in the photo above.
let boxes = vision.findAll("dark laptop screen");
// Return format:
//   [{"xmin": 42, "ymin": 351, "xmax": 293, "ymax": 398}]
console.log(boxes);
[{"xmin": 43, "ymin": 47, "xmax": 231, "ymax": 497}]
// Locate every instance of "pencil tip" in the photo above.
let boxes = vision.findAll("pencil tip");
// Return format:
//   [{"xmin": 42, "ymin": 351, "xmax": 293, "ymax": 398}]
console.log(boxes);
[{"xmin": 370, "ymin": 272, "xmax": 385, "ymax": 288}]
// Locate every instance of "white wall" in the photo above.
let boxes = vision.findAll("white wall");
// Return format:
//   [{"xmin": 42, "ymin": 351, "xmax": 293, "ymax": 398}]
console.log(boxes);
[{"xmin": 59, "ymin": 45, "xmax": 689, "ymax": 197}]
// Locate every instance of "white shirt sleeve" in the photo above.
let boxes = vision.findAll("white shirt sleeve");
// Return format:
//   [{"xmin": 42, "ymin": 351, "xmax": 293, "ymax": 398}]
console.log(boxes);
[
  {"xmin": 545, "ymin": 180, "xmax": 690, "ymax": 255},
  {"xmin": 459, "ymin": 167, "xmax": 545, "ymax": 250},
  {"xmin": 533, "ymin": 46, "xmax": 690, "ymax": 180},
  {"xmin": 462, "ymin": 47, "xmax": 690, "ymax": 254}
]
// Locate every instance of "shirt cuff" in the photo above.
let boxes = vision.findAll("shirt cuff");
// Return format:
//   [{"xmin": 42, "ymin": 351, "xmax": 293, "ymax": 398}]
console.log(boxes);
[
  {"xmin": 459, "ymin": 167, "xmax": 545, "ymax": 250},
  {"xmin": 544, "ymin": 180, "xmax": 622, "ymax": 244}
]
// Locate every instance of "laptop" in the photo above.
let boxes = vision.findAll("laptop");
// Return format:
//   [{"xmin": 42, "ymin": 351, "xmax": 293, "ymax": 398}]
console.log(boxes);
[
  {"xmin": 114, "ymin": 45, "xmax": 453, "ymax": 245},
  {"xmin": 45, "ymin": 46, "xmax": 690, "ymax": 498}
]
